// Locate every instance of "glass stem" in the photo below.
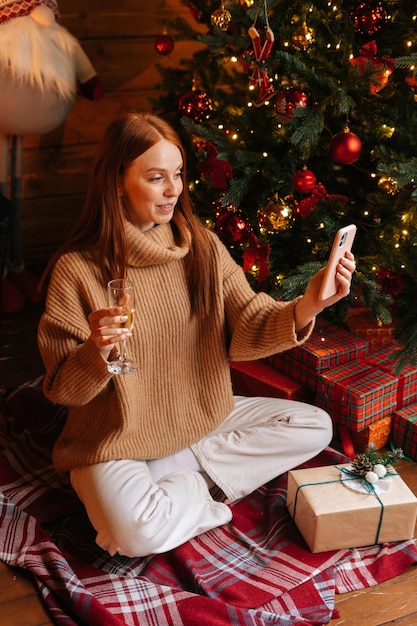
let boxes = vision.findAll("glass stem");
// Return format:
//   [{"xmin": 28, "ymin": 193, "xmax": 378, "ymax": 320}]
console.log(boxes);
[{"xmin": 119, "ymin": 339, "xmax": 127, "ymax": 363}]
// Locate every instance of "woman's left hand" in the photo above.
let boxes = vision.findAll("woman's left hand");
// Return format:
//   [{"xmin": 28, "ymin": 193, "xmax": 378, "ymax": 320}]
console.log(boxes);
[
  {"xmin": 295, "ymin": 251, "xmax": 356, "ymax": 332},
  {"xmin": 308, "ymin": 250, "xmax": 356, "ymax": 309}
]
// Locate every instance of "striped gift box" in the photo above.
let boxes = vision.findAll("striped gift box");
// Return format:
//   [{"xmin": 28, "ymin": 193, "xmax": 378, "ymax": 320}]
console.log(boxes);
[
  {"xmin": 366, "ymin": 346, "xmax": 417, "ymax": 410},
  {"xmin": 391, "ymin": 403, "xmax": 417, "ymax": 461},
  {"xmin": 316, "ymin": 360, "xmax": 398, "ymax": 431},
  {"xmin": 267, "ymin": 320, "xmax": 368, "ymax": 393}
]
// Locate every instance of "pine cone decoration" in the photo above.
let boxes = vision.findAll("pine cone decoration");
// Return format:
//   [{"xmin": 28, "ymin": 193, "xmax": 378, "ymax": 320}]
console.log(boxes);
[{"xmin": 350, "ymin": 453, "xmax": 374, "ymax": 478}]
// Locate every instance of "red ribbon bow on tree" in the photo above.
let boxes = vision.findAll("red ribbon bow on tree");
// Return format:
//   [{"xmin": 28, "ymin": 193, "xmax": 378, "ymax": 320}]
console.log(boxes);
[
  {"xmin": 196, "ymin": 142, "xmax": 232, "ymax": 189},
  {"xmin": 243, "ymin": 232, "xmax": 270, "ymax": 283},
  {"xmin": 297, "ymin": 183, "xmax": 348, "ymax": 218},
  {"xmin": 350, "ymin": 40, "xmax": 395, "ymax": 94}
]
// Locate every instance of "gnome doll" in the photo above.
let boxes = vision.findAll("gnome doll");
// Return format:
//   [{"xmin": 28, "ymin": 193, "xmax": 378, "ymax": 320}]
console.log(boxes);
[{"xmin": 0, "ymin": 0, "xmax": 103, "ymax": 313}]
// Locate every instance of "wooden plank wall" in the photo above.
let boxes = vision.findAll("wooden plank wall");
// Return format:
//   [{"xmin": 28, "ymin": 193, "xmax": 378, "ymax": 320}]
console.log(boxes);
[{"xmin": 13, "ymin": 0, "xmax": 203, "ymax": 263}]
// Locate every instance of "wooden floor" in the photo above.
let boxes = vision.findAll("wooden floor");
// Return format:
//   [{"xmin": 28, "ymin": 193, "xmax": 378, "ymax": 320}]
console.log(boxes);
[{"xmin": 1, "ymin": 290, "xmax": 417, "ymax": 625}]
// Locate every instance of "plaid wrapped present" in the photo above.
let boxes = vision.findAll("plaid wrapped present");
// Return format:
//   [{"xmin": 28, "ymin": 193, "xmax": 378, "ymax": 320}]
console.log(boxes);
[
  {"xmin": 229, "ymin": 359, "xmax": 313, "ymax": 402},
  {"xmin": 267, "ymin": 319, "xmax": 368, "ymax": 393},
  {"xmin": 348, "ymin": 416, "xmax": 392, "ymax": 452},
  {"xmin": 345, "ymin": 308, "xmax": 394, "ymax": 354},
  {"xmin": 366, "ymin": 346, "xmax": 417, "ymax": 410},
  {"xmin": 391, "ymin": 403, "xmax": 417, "ymax": 461},
  {"xmin": 316, "ymin": 360, "xmax": 398, "ymax": 431}
]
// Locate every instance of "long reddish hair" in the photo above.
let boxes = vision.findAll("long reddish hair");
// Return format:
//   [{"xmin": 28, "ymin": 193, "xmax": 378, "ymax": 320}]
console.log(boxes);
[{"xmin": 43, "ymin": 111, "xmax": 215, "ymax": 318}]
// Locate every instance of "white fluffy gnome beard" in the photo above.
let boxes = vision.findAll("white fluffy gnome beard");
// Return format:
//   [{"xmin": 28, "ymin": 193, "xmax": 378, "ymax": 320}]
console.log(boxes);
[{"xmin": 0, "ymin": 6, "xmax": 90, "ymax": 101}]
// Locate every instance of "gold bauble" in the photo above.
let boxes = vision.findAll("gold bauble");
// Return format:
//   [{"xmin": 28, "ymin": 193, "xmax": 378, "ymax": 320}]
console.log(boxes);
[
  {"xmin": 211, "ymin": 6, "xmax": 232, "ymax": 31},
  {"xmin": 258, "ymin": 196, "xmax": 293, "ymax": 233},
  {"xmin": 292, "ymin": 22, "xmax": 315, "ymax": 50},
  {"xmin": 378, "ymin": 175, "xmax": 398, "ymax": 196}
]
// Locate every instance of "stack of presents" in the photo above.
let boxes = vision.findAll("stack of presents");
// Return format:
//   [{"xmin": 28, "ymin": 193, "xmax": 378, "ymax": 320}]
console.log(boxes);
[
  {"xmin": 230, "ymin": 308, "xmax": 417, "ymax": 551},
  {"xmin": 230, "ymin": 307, "xmax": 417, "ymax": 460}
]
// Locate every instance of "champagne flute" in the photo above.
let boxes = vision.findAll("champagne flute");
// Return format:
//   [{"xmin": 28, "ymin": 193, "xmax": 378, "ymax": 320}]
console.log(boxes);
[{"xmin": 107, "ymin": 278, "xmax": 137, "ymax": 375}]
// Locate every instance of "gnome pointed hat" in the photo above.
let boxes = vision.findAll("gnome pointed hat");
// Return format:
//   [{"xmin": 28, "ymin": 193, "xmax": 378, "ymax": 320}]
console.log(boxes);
[{"xmin": 0, "ymin": 0, "xmax": 60, "ymax": 24}]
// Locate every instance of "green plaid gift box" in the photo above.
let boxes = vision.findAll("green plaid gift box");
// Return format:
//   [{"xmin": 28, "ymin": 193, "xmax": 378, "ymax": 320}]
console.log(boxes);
[
  {"xmin": 267, "ymin": 320, "xmax": 368, "ymax": 393},
  {"xmin": 316, "ymin": 360, "xmax": 398, "ymax": 431},
  {"xmin": 391, "ymin": 403, "xmax": 417, "ymax": 461}
]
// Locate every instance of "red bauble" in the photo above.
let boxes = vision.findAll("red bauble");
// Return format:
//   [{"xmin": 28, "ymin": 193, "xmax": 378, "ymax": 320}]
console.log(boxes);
[
  {"xmin": 154, "ymin": 34, "xmax": 175, "ymax": 55},
  {"xmin": 292, "ymin": 169, "xmax": 317, "ymax": 193},
  {"xmin": 215, "ymin": 210, "xmax": 251, "ymax": 246},
  {"xmin": 274, "ymin": 87, "xmax": 310, "ymax": 124},
  {"xmin": 350, "ymin": 1, "xmax": 387, "ymax": 37},
  {"xmin": 178, "ymin": 90, "xmax": 213, "ymax": 124},
  {"xmin": 330, "ymin": 131, "xmax": 362, "ymax": 165}
]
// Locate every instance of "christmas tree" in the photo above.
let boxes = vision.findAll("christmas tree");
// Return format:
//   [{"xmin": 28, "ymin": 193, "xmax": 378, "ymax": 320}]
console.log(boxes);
[{"xmin": 151, "ymin": 0, "xmax": 417, "ymax": 370}]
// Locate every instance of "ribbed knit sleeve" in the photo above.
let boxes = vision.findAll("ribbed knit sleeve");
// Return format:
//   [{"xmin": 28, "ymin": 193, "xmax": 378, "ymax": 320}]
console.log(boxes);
[
  {"xmin": 209, "ymin": 235, "xmax": 314, "ymax": 361},
  {"xmin": 38, "ymin": 252, "xmax": 112, "ymax": 406}
]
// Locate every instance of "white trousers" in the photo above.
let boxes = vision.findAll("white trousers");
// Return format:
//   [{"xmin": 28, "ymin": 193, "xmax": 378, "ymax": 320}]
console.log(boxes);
[{"xmin": 70, "ymin": 396, "xmax": 332, "ymax": 558}]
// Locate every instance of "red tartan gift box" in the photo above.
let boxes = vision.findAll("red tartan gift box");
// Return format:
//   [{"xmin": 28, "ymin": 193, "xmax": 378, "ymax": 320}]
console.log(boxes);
[
  {"xmin": 267, "ymin": 320, "xmax": 368, "ymax": 393},
  {"xmin": 229, "ymin": 359, "xmax": 313, "ymax": 402},
  {"xmin": 391, "ymin": 403, "xmax": 417, "ymax": 461},
  {"xmin": 315, "ymin": 360, "xmax": 398, "ymax": 431},
  {"xmin": 366, "ymin": 346, "xmax": 417, "ymax": 410},
  {"xmin": 345, "ymin": 308, "xmax": 394, "ymax": 354}
]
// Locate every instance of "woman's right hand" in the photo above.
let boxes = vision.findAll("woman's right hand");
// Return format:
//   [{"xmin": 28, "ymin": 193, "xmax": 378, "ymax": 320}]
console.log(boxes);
[{"xmin": 87, "ymin": 307, "xmax": 131, "ymax": 361}]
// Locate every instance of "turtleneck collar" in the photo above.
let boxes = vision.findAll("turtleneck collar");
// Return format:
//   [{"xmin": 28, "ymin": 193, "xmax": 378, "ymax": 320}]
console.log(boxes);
[{"xmin": 125, "ymin": 220, "xmax": 190, "ymax": 268}]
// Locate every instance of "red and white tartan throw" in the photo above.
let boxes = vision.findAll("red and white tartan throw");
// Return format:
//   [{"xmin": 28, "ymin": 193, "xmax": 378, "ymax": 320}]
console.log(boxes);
[{"xmin": 1, "ymin": 378, "xmax": 416, "ymax": 626}]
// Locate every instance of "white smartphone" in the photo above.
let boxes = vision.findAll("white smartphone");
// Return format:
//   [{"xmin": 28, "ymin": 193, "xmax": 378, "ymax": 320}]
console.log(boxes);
[{"xmin": 318, "ymin": 224, "xmax": 357, "ymax": 301}]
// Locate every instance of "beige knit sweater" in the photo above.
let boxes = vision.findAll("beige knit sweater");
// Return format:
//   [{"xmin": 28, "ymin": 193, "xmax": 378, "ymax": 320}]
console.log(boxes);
[{"xmin": 38, "ymin": 221, "xmax": 313, "ymax": 473}]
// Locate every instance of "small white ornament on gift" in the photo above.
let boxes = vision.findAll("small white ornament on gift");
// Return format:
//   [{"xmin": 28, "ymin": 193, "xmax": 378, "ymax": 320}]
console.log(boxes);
[
  {"xmin": 365, "ymin": 471, "xmax": 379, "ymax": 484},
  {"xmin": 373, "ymin": 463, "xmax": 387, "ymax": 478}
]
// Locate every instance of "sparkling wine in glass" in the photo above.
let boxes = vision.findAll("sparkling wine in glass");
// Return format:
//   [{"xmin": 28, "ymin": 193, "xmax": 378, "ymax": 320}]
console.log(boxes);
[{"xmin": 107, "ymin": 278, "xmax": 137, "ymax": 375}]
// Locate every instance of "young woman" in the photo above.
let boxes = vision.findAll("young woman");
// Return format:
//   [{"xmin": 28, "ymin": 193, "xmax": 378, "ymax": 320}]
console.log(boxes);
[{"xmin": 38, "ymin": 111, "xmax": 355, "ymax": 558}]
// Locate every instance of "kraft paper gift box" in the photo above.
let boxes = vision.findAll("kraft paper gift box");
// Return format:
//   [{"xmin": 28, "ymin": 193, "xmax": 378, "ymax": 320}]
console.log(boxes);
[
  {"xmin": 267, "ymin": 319, "xmax": 368, "ymax": 393},
  {"xmin": 286, "ymin": 464, "xmax": 417, "ymax": 553},
  {"xmin": 366, "ymin": 346, "xmax": 417, "ymax": 410},
  {"xmin": 391, "ymin": 403, "xmax": 417, "ymax": 461},
  {"xmin": 315, "ymin": 360, "xmax": 398, "ymax": 430},
  {"xmin": 229, "ymin": 359, "xmax": 313, "ymax": 402}
]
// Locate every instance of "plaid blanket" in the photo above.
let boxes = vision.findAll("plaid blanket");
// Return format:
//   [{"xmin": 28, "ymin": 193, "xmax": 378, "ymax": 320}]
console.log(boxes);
[{"xmin": 1, "ymin": 378, "xmax": 416, "ymax": 626}]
